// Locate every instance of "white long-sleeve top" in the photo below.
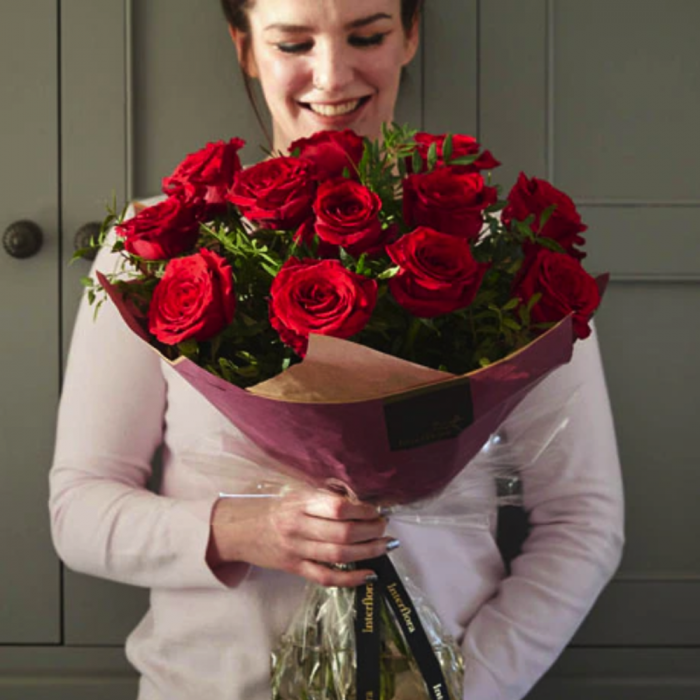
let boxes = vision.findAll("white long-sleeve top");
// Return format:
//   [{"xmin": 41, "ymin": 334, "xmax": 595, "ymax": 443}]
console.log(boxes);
[{"xmin": 49, "ymin": 203, "xmax": 624, "ymax": 700}]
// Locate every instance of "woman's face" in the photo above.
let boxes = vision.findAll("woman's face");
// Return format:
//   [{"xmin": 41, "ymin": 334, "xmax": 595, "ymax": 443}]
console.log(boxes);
[{"xmin": 233, "ymin": 0, "xmax": 419, "ymax": 151}]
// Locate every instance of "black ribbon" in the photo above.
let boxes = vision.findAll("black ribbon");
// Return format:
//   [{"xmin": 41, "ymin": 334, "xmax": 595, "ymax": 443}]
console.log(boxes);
[
  {"xmin": 355, "ymin": 555, "xmax": 451, "ymax": 700},
  {"xmin": 354, "ymin": 578, "xmax": 381, "ymax": 700}
]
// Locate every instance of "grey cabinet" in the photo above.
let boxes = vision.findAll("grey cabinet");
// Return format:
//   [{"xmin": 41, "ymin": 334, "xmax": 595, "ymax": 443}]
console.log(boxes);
[
  {"xmin": 1, "ymin": 0, "xmax": 698, "ymax": 696},
  {"xmin": 0, "ymin": 0, "xmax": 61, "ymax": 647},
  {"xmin": 473, "ymin": 0, "xmax": 700, "ymax": 695}
]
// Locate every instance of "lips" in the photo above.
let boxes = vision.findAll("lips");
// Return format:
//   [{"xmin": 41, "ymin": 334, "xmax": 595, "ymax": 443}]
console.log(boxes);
[{"xmin": 300, "ymin": 96, "xmax": 371, "ymax": 117}]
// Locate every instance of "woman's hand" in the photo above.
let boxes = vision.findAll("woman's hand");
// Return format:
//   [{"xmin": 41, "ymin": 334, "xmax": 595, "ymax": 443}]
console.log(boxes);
[{"xmin": 206, "ymin": 490, "xmax": 396, "ymax": 587}]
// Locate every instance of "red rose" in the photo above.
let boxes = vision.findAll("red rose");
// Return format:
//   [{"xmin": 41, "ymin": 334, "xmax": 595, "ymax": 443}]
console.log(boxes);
[
  {"xmin": 403, "ymin": 167, "xmax": 498, "ymax": 239},
  {"xmin": 313, "ymin": 179, "xmax": 386, "ymax": 256},
  {"xmin": 515, "ymin": 248, "xmax": 600, "ymax": 339},
  {"xmin": 387, "ymin": 226, "xmax": 488, "ymax": 317},
  {"xmin": 148, "ymin": 249, "xmax": 236, "ymax": 344},
  {"xmin": 227, "ymin": 157, "xmax": 316, "ymax": 230},
  {"xmin": 503, "ymin": 172, "xmax": 587, "ymax": 259},
  {"xmin": 289, "ymin": 129, "xmax": 365, "ymax": 180},
  {"xmin": 269, "ymin": 257, "xmax": 377, "ymax": 356},
  {"xmin": 411, "ymin": 133, "xmax": 500, "ymax": 173},
  {"xmin": 162, "ymin": 138, "xmax": 245, "ymax": 213},
  {"xmin": 116, "ymin": 196, "xmax": 204, "ymax": 260}
]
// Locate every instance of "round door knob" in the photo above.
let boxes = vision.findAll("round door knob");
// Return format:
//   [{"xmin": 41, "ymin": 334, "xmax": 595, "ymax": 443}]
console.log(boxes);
[
  {"xmin": 3, "ymin": 220, "xmax": 44, "ymax": 259},
  {"xmin": 74, "ymin": 222, "xmax": 102, "ymax": 261}
]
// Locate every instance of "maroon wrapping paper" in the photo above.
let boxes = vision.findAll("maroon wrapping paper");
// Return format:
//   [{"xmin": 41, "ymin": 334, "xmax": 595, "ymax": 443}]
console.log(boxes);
[{"xmin": 98, "ymin": 271, "xmax": 574, "ymax": 504}]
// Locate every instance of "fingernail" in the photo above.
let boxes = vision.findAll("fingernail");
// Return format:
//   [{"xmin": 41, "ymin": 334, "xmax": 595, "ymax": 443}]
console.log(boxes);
[
  {"xmin": 377, "ymin": 505, "xmax": 392, "ymax": 517},
  {"xmin": 365, "ymin": 573, "xmax": 379, "ymax": 583},
  {"xmin": 386, "ymin": 538, "xmax": 401, "ymax": 552}
]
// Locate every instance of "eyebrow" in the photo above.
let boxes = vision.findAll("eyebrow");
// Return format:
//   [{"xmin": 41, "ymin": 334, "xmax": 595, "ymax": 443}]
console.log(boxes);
[{"xmin": 264, "ymin": 13, "xmax": 393, "ymax": 33}]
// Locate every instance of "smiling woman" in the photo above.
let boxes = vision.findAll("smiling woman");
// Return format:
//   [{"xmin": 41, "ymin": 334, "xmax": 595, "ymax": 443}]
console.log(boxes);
[{"xmin": 221, "ymin": 0, "xmax": 421, "ymax": 150}]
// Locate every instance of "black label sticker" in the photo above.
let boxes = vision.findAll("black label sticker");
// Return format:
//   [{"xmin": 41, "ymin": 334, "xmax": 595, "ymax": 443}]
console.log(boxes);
[{"xmin": 383, "ymin": 378, "xmax": 473, "ymax": 451}]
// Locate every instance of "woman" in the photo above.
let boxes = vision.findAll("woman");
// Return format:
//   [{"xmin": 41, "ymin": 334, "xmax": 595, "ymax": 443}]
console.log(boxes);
[{"xmin": 49, "ymin": 1, "xmax": 625, "ymax": 699}]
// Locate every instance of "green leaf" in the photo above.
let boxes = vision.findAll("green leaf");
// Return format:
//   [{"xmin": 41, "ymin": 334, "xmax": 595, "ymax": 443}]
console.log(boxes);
[
  {"xmin": 485, "ymin": 200, "xmax": 508, "ymax": 214},
  {"xmin": 177, "ymin": 339, "xmax": 199, "ymax": 358},
  {"xmin": 526, "ymin": 292, "xmax": 542, "ymax": 311},
  {"xmin": 355, "ymin": 253, "xmax": 368, "ymax": 275},
  {"xmin": 339, "ymin": 247, "xmax": 356, "ymax": 267},
  {"xmin": 411, "ymin": 149, "xmax": 423, "ymax": 174},
  {"xmin": 502, "ymin": 317, "xmax": 521, "ymax": 331},
  {"xmin": 377, "ymin": 265, "xmax": 400, "ymax": 280},
  {"xmin": 397, "ymin": 156, "xmax": 407, "ymax": 179},
  {"xmin": 518, "ymin": 305, "xmax": 531, "ymax": 326},
  {"xmin": 449, "ymin": 155, "xmax": 478, "ymax": 166},
  {"xmin": 507, "ymin": 259, "xmax": 523, "ymax": 276},
  {"xmin": 418, "ymin": 317, "xmax": 439, "ymax": 333},
  {"xmin": 92, "ymin": 298, "xmax": 105, "ymax": 320},
  {"xmin": 539, "ymin": 204, "xmax": 557, "ymax": 230},
  {"xmin": 427, "ymin": 142, "xmax": 438, "ymax": 171},
  {"xmin": 442, "ymin": 134, "xmax": 453, "ymax": 163},
  {"xmin": 536, "ymin": 236, "xmax": 566, "ymax": 254},
  {"xmin": 261, "ymin": 263, "xmax": 280, "ymax": 277},
  {"xmin": 502, "ymin": 297, "xmax": 519, "ymax": 311},
  {"xmin": 381, "ymin": 121, "xmax": 391, "ymax": 143}
]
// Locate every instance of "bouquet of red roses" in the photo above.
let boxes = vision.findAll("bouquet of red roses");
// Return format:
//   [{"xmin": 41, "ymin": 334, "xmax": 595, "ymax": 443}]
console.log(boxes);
[
  {"xmin": 85, "ymin": 125, "xmax": 599, "ymax": 385},
  {"xmin": 83, "ymin": 124, "xmax": 603, "ymax": 700}
]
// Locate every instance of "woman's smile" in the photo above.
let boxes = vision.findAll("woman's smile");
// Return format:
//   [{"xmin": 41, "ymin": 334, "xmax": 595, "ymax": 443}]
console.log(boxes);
[{"xmin": 300, "ymin": 95, "xmax": 372, "ymax": 119}]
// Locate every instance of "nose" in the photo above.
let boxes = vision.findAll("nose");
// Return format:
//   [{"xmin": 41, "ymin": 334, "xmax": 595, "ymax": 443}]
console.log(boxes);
[{"xmin": 312, "ymin": 41, "xmax": 354, "ymax": 93}]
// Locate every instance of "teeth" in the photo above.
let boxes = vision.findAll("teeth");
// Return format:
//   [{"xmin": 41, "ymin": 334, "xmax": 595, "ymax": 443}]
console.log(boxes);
[{"xmin": 309, "ymin": 100, "xmax": 361, "ymax": 117}]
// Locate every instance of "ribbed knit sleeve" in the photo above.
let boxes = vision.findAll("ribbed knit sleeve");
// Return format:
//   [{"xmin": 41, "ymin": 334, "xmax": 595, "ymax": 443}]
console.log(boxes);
[
  {"xmin": 49, "ymin": 209, "xmax": 246, "ymax": 590},
  {"xmin": 460, "ymin": 326, "xmax": 625, "ymax": 699}
]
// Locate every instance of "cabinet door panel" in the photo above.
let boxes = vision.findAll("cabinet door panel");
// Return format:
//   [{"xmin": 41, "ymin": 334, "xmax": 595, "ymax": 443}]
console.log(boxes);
[
  {"xmin": 528, "ymin": 649, "xmax": 700, "ymax": 699},
  {"xmin": 0, "ymin": 0, "xmax": 61, "ymax": 644},
  {"xmin": 59, "ymin": 0, "xmax": 149, "ymax": 645},
  {"xmin": 0, "ymin": 647, "xmax": 137, "ymax": 700},
  {"xmin": 480, "ymin": 2, "xmax": 700, "ymax": 692}
]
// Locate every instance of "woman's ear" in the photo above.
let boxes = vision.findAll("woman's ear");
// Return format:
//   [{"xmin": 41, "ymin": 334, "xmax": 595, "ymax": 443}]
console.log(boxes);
[
  {"xmin": 228, "ymin": 25, "xmax": 259, "ymax": 79},
  {"xmin": 401, "ymin": 15, "xmax": 421, "ymax": 66}
]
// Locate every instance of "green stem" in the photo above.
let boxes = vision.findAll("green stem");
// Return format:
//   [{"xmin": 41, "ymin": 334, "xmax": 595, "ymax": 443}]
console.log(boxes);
[{"xmin": 402, "ymin": 317, "xmax": 422, "ymax": 360}]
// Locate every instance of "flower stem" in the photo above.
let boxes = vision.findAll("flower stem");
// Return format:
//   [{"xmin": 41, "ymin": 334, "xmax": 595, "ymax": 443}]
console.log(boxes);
[{"xmin": 402, "ymin": 317, "xmax": 422, "ymax": 360}]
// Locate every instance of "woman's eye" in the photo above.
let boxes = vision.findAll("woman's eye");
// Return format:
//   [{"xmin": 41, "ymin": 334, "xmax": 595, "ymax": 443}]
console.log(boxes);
[
  {"xmin": 349, "ymin": 33, "xmax": 388, "ymax": 48},
  {"xmin": 277, "ymin": 41, "xmax": 313, "ymax": 54}
]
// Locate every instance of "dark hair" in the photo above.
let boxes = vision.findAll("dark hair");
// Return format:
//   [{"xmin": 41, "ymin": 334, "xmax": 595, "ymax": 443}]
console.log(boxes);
[
  {"xmin": 219, "ymin": 0, "xmax": 424, "ymax": 143},
  {"xmin": 219, "ymin": 0, "xmax": 424, "ymax": 36}
]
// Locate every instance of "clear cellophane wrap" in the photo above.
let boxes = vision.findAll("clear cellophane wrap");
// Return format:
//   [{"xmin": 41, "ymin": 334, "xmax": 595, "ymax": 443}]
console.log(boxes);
[{"xmin": 183, "ymin": 381, "xmax": 577, "ymax": 700}]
